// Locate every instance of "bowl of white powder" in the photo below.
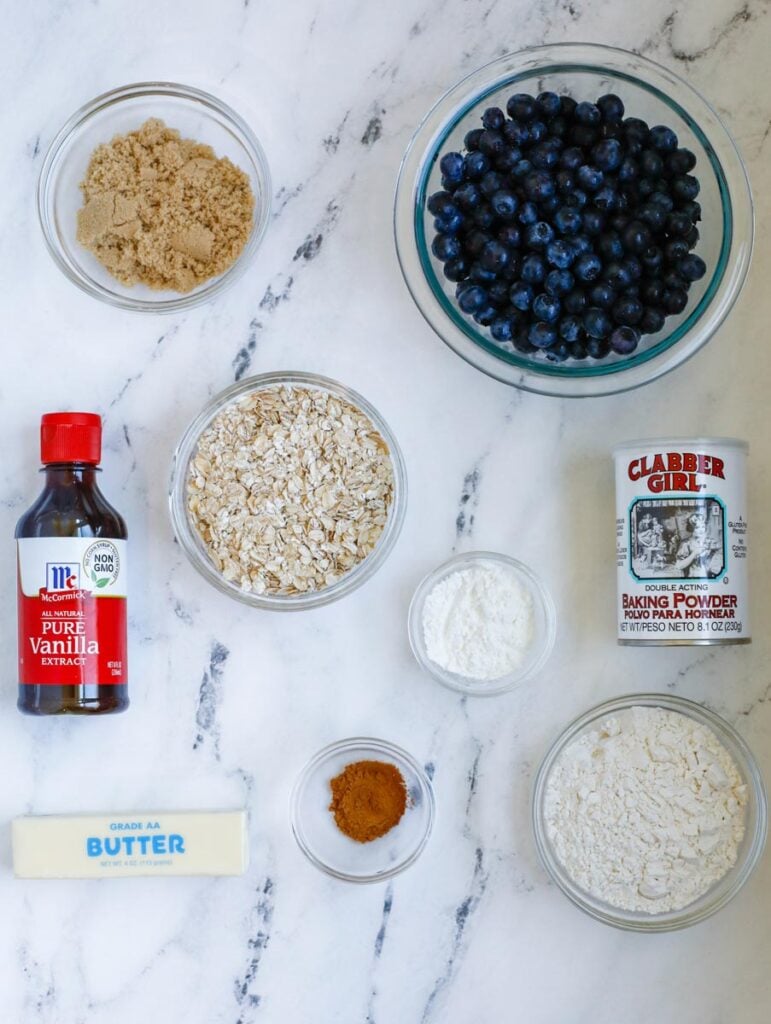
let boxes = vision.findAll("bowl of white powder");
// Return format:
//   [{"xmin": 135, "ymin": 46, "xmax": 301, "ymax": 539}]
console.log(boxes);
[
  {"xmin": 532, "ymin": 694, "xmax": 767, "ymax": 931},
  {"xmin": 407, "ymin": 551, "xmax": 556, "ymax": 695}
]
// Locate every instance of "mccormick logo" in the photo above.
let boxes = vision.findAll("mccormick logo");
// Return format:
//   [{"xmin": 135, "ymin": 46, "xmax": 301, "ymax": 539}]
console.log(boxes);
[
  {"xmin": 46, "ymin": 563, "xmax": 80, "ymax": 591},
  {"xmin": 628, "ymin": 452, "xmax": 726, "ymax": 494}
]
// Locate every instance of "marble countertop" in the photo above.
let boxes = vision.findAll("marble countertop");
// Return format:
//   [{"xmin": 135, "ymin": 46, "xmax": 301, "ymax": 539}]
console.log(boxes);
[{"xmin": 2, "ymin": 0, "xmax": 771, "ymax": 1021}]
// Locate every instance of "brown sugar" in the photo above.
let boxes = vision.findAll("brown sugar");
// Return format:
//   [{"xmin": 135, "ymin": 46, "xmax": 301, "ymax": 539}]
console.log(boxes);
[
  {"xmin": 76, "ymin": 118, "xmax": 255, "ymax": 293},
  {"xmin": 329, "ymin": 760, "xmax": 408, "ymax": 843}
]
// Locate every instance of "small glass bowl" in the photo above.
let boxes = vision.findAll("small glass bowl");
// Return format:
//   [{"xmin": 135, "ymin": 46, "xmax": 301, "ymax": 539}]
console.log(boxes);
[
  {"xmin": 38, "ymin": 82, "xmax": 272, "ymax": 312},
  {"xmin": 532, "ymin": 693, "xmax": 767, "ymax": 931},
  {"xmin": 394, "ymin": 43, "xmax": 754, "ymax": 397},
  {"xmin": 290, "ymin": 738, "xmax": 435, "ymax": 883},
  {"xmin": 407, "ymin": 551, "xmax": 556, "ymax": 696},
  {"xmin": 169, "ymin": 371, "xmax": 407, "ymax": 610}
]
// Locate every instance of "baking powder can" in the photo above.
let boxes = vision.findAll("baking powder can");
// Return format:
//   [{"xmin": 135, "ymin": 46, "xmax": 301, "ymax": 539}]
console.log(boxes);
[{"xmin": 614, "ymin": 438, "xmax": 749, "ymax": 646}]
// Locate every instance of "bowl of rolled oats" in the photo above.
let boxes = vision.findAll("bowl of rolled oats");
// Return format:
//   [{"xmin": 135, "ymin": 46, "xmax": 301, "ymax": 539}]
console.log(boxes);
[{"xmin": 169, "ymin": 371, "xmax": 407, "ymax": 609}]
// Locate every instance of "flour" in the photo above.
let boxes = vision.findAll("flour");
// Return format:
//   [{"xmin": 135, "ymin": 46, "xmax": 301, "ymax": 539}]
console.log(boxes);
[
  {"xmin": 421, "ymin": 563, "xmax": 534, "ymax": 680},
  {"xmin": 544, "ymin": 706, "xmax": 747, "ymax": 914}
]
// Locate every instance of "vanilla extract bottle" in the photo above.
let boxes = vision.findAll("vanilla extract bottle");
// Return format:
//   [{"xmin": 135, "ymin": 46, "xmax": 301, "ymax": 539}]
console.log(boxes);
[{"xmin": 16, "ymin": 413, "xmax": 128, "ymax": 715}]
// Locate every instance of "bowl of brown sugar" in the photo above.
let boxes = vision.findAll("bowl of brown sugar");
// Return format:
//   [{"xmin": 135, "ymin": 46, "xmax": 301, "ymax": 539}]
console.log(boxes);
[
  {"xmin": 291, "ymin": 738, "xmax": 435, "ymax": 883},
  {"xmin": 38, "ymin": 82, "xmax": 271, "ymax": 312}
]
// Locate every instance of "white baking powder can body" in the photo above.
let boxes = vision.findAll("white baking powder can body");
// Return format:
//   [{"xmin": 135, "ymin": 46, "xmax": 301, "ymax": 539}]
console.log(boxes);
[{"xmin": 614, "ymin": 438, "xmax": 749, "ymax": 646}]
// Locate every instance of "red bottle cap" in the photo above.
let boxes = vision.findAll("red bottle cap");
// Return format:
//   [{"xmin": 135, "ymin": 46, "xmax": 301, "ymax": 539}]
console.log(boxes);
[{"xmin": 40, "ymin": 412, "xmax": 102, "ymax": 465}]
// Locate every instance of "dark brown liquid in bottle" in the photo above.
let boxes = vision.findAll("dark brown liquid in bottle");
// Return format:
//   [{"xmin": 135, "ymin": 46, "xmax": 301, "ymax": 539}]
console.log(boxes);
[{"xmin": 16, "ymin": 463, "xmax": 129, "ymax": 715}]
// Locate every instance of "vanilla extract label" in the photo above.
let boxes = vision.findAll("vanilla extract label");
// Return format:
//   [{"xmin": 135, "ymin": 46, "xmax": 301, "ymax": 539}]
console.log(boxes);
[{"xmin": 614, "ymin": 439, "xmax": 750, "ymax": 645}]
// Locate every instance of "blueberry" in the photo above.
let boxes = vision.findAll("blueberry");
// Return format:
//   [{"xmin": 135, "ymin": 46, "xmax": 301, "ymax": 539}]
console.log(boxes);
[
  {"xmin": 526, "ymin": 221, "xmax": 555, "ymax": 249},
  {"xmin": 593, "ymin": 185, "xmax": 618, "ymax": 212},
  {"xmin": 668, "ymin": 148, "xmax": 697, "ymax": 174},
  {"xmin": 671, "ymin": 175, "xmax": 700, "ymax": 201},
  {"xmin": 504, "ymin": 121, "xmax": 531, "ymax": 147},
  {"xmin": 640, "ymin": 307, "xmax": 666, "ymax": 334},
  {"xmin": 608, "ymin": 212, "xmax": 630, "ymax": 233},
  {"xmin": 678, "ymin": 254, "xmax": 707, "ymax": 281},
  {"xmin": 641, "ymin": 246, "xmax": 664, "ymax": 275},
  {"xmin": 463, "ymin": 151, "xmax": 490, "ymax": 180},
  {"xmin": 488, "ymin": 280, "xmax": 511, "ymax": 306},
  {"xmin": 638, "ymin": 203, "xmax": 667, "ymax": 232},
  {"xmin": 649, "ymin": 125, "xmax": 678, "ymax": 152},
  {"xmin": 443, "ymin": 257, "xmax": 469, "ymax": 282},
  {"xmin": 482, "ymin": 107, "xmax": 505, "ymax": 131},
  {"xmin": 666, "ymin": 211, "xmax": 692, "ymax": 237},
  {"xmin": 641, "ymin": 278, "xmax": 665, "ymax": 305},
  {"xmin": 513, "ymin": 326, "xmax": 537, "ymax": 353},
  {"xmin": 464, "ymin": 128, "xmax": 484, "ymax": 151},
  {"xmin": 540, "ymin": 194, "xmax": 561, "ymax": 216},
  {"xmin": 555, "ymin": 207, "xmax": 583, "ymax": 235},
  {"xmin": 570, "ymin": 236, "xmax": 591, "ymax": 255},
  {"xmin": 545, "ymin": 268, "xmax": 575, "ymax": 296},
  {"xmin": 478, "ymin": 130, "xmax": 505, "ymax": 157},
  {"xmin": 509, "ymin": 281, "xmax": 535, "ymax": 310},
  {"xmin": 556, "ymin": 170, "xmax": 576, "ymax": 194},
  {"xmin": 560, "ymin": 95, "xmax": 578, "ymax": 118},
  {"xmin": 548, "ymin": 115, "xmax": 569, "ymax": 139},
  {"xmin": 577, "ymin": 165, "xmax": 604, "ymax": 192},
  {"xmin": 584, "ymin": 307, "xmax": 612, "ymax": 339},
  {"xmin": 582, "ymin": 208, "xmax": 605, "ymax": 236},
  {"xmin": 536, "ymin": 91, "xmax": 561, "ymax": 119},
  {"xmin": 603, "ymin": 260, "xmax": 632, "ymax": 289},
  {"xmin": 662, "ymin": 287, "xmax": 688, "ymax": 314},
  {"xmin": 640, "ymin": 149, "xmax": 664, "ymax": 178},
  {"xmin": 474, "ymin": 304, "xmax": 498, "ymax": 326},
  {"xmin": 512, "ymin": 158, "xmax": 534, "ymax": 180},
  {"xmin": 570, "ymin": 340, "xmax": 589, "ymax": 360},
  {"xmin": 434, "ymin": 210, "xmax": 464, "ymax": 234},
  {"xmin": 464, "ymin": 229, "xmax": 488, "ymax": 256},
  {"xmin": 685, "ymin": 225, "xmax": 700, "ymax": 248},
  {"xmin": 559, "ymin": 315, "xmax": 583, "ymax": 342},
  {"xmin": 621, "ymin": 220, "xmax": 652, "ymax": 254},
  {"xmin": 454, "ymin": 183, "xmax": 481, "ymax": 211},
  {"xmin": 533, "ymin": 293, "xmax": 561, "ymax": 323},
  {"xmin": 439, "ymin": 152, "xmax": 465, "ymax": 184},
  {"xmin": 479, "ymin": 240, "xmax": 510, "ymax": 272},
  {"xmin": 597, "ymin": 93, "xmax": 625, "ymax": 123},
  {"xmin": 681, "ymin": 200, "xmax": 702, "ymax": 224},
  {"xmin": 506, "ymin": 93, "xmax": 537, "ymax": 121},
  {"xmin": 664, "ymin": 238, "xmax": 690, "ymax": 263},
  {"xmin": 545, "ymin": 340, "xmax": 571, "ymax": 362},
  {"xmin": 618, "ymin": 157, "xmax": 639, "ymax": 184},
  {"xmin": 531, "ymin": 140, "xmax": 561, "ymax": 170},
  {"xmin": 490, "ymin": 316, "xmax": 515, "ymax": 342},
  {"xmin": 586, "ymin": 336, "xmax": 611, "ymax": 359},
  {"xmin": 612, "ymin": 296, "xmax": 644, "ymax": 325},
  {"xmin": 518, "ymin": 201, "xmax": 539, "ymax": 226},
  {"xmin": 488, "ymin": 191, "xmax": 518, "ymax": 224},
  {"xmin": 650, "ymin": 191, "xmax": 674, "ymax": 212},
  {"xmin": 598, "ymin": 232, "xmax": 624, "ymax": 260},
  {"xmin": 589, "ymin": 282, "xmax": 617, "ymax": 309},
  {"xmin": 521, "ymin": 254, "xmax": 546, "ymax": 284},
  {"xmin": 574, "ymin": 252, "xmax": 602, "ymax": 282},
  {"xmin": 566, "ymin": 189, "xmax": 589, "ymax": 210},
  {"xmin": 469, "ymin": 262, "xmax": 497, "ymax": 284},
  {"xmin": 563, "ymin": 288, "xmax": 587, "ymax": 314},
  {"xmin": 560, "ymin": 146, "xmax": 584, "ymax": 170},
  {"xmin": 427, "ymin": 190, "xmax": 453, "ymax": 216},
  {"xmin": 591, "ymin": 138, "xmax": 623, "ymax": 172},
  {"xmin": 497, "ymin": 224, "xmax": 522, "ymax": 248},
  {"xmin": 473, "ymin": 205, "xmax": 495, "ymax": 230},
  {"xmin": 431, "ymin": 233, "xmax": 461, "ymax": 261},
  {"xmin": 528, "ymin": 321, "xmax": 558, "ymax": 348},
  {"xmin": 663, "ymin": 269, "xmax": 686, "ymax": 291},
  {"xmin": 479, "ymin": 171, "xmax": 505, "ymax": 197},
  {"xmin": 457, "ymin": 284, "xmax": 488, "ymax": 313},
  {"xmin": 494, "ymin": 148, "xmax": 522, "ymax": 174},
  {"xmin": 637, "ymin": 178, "xmax": 655, "ymax": 198},
  {"xmin": 524, "ymin": 170, "xmax": 556, "ymax": 202},
  {"xmin": 575, "ymin": 101, "xmax": 601, "ymax": 126},
  {"xmin": 529, "ymin": 120, "xmax": 548, "ymax": 144},
  {"xmin": 610, "ymin": 325, "xmax": 640, "ymax": 354},
  {"xmin": 546, "ymin": 239, "xmax": 574, "ymax": 269}
]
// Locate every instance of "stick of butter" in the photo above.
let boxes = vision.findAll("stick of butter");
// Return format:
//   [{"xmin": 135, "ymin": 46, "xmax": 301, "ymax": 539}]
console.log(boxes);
[{"xmin": 12, "ymin": 810, "xmax": 248, "ymax": 879}]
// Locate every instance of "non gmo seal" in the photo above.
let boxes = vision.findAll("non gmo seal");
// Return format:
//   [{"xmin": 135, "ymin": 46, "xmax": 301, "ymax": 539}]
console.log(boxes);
[{"xmin": 82, "ymin": 540, "xmax": 121, "ymax": 590}]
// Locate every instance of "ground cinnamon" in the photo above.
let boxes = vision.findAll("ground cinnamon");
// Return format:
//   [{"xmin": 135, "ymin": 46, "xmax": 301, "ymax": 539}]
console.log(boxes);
[{"xmin": 329, "ymin": 760, "xmax": 408, "ymax": 843}]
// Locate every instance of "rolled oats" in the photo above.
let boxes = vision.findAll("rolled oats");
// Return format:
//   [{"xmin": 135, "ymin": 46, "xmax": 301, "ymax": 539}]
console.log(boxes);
[{"xmin": 186, "ymin": 385, "xmax": 395, "ymax": 595}]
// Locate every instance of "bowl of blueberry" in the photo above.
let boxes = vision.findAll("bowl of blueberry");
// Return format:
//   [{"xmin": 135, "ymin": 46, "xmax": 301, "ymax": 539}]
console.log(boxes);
[{"xmin": 394, "ymin": 43, "xmax": 753, "ymax": 397}]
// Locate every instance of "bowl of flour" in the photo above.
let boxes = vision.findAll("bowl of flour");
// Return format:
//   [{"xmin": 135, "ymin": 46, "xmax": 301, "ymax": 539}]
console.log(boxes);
[
  {"xmin": 532, "ymin": 694, "xmax": 767, "ymax": 931},
  {"xmin": 407, "ymin": 551, "xmax": 556, "ymax": 695}
]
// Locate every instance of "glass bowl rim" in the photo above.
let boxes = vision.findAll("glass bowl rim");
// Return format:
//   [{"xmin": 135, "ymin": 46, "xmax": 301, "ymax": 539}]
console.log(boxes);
[
  {"xmin": 531, "ymin": 692, "xmax": 768, "ymax": 931},
  {"xmin": 37, "ymin": 80, "xmax": 272, "ymax": 313},
  {"xmin": 394, "ymin": 42, "xmax": 754, "ymax": 397},
  {"xmin": 290, "ymin": 736, "xmax": 436, "ymax": 883},
  {"xmin": 407, "ymin": 550, "xmax": 557, "ymax": 696},
  {"xmin": 168, "ymin": 370, "xmax": 408, "ymax": 611}
]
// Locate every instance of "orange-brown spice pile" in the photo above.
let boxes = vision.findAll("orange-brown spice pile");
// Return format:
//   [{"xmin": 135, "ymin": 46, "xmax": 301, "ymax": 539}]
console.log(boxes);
[{"xmin": 329, "ymin": 760, "xmax": 408, "ymax": 843}]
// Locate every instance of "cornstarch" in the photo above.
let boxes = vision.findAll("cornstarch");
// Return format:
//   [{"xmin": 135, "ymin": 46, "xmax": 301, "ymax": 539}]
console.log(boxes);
[
  {"xmin": 421, "ymin": 563, "xmax": 534, "ymax": 680},
  {"xmin": 544, "ymin": 706, "xmax": 747, "ymax": 913}
]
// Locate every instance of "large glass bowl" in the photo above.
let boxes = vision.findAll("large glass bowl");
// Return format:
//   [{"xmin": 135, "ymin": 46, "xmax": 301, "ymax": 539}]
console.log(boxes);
[
  {"xmin": 169, "ymin": 372, "xmax": 407, "ymax": 610},
  {"xmin": 532, "ymin": 694, "xmax": 767, "ymax": 931},
  {"xmin": 394, "ymin": 43, "xmax": 753, "ymax": 397},
  {"xmin": 38, "ymin": 82, "xmax": 272, "ymax": 313}
]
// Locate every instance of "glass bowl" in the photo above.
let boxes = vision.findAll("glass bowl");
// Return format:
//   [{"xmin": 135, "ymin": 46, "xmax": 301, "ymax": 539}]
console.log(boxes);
[
  {"xmin": 532, "ymin": 693, "xmax": 767, "ymax": 931},
  {"xmin": 169, "ymin": 371, "xmax": 407, "ymax": 610},
  {"xmin": 407, "ymin": 551, "xmax": 556, "ymax": 696},
  {"xmin": 394, "ymin": 43, "xmax": 754, "ymax": 397},
  {"xmin": 38, "ymin": 82, "xmax": 272, "ymax": 312},
  {"xmin": 290, "ymin": 738, "xmax": 435, "ymax": 883}
]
